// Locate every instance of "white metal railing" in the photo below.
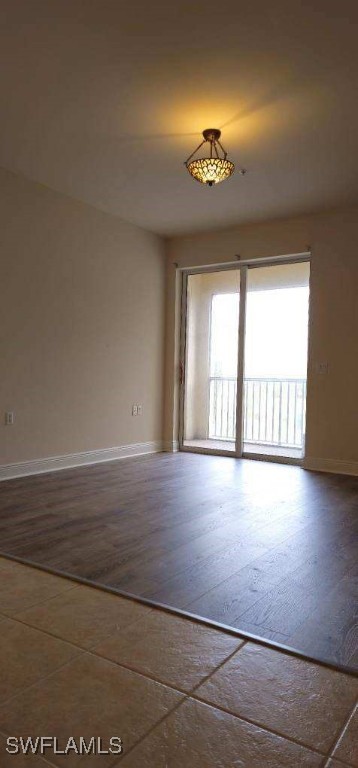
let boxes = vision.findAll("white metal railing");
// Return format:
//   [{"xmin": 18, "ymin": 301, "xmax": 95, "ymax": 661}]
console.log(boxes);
[{"xmin": 209, "ymin": 377, "xmax": 306, "ymax": 448}]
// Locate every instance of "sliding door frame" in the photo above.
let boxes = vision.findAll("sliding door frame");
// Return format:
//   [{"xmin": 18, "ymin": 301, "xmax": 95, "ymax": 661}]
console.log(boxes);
[
  {"xmin": 178, "ymin": 264, "xmax": 244, "ymax": 457},
  {"xmin": 235, "ymin": 266, "xmax": 247, "ymax": 457},
  {"xmin": 178, "ymin": 252, "xmax": 311, "ymax": 464}
]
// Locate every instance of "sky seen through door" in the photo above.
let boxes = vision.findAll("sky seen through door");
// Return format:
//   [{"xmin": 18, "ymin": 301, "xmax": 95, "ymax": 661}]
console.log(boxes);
[{"xmin": 210, "ymin": 287, "xmax": 309, "ymax": 380}]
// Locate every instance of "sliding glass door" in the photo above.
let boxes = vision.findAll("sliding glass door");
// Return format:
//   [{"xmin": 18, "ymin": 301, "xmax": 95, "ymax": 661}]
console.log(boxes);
[
  {"xmin": 181, "ymin": 268, "xmax": 243, "ymax": 455},
  {"xmin": 180, "ymin": 258, "xmax": 310, "ymax": 462},
  {"xmin": 243, "ymin": 262, "xmax": 310, "ymax": 459}
]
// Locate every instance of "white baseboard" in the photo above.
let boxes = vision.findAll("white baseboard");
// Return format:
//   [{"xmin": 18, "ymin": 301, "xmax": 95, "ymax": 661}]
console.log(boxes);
[
  {"xmin": 162, "ymin": 440, "xmax": 180, "ymax": 453},
  {"xmin": 4, "ymin": 444, "xmax": 356, "ymax": 481},
  {"xmin": 0, "ymin": 441, "xmax": 163, "ymax": 481},
  {"xmin": 304, "ymin": 456, "xmax": 358, "ymax": 476}
]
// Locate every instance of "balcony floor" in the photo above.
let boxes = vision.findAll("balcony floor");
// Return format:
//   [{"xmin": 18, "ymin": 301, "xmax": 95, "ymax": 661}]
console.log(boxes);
[{"xmin": 184, "ymin": 439, "xmax": 303, "ymax": 460}]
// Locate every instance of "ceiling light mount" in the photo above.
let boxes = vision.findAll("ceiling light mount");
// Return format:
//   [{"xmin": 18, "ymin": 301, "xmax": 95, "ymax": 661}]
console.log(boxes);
[
  {"xmin": 185, "ymin": 128, "xmax": 241, "ymax": 186},
  {"xmin": 202, "ymin": 128, "xmax": 222, "ymax": 143}
]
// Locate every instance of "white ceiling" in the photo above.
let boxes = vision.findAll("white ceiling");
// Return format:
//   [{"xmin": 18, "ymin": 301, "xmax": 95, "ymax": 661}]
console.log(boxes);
[{"xmin": 1, "ymin": 0, "xmax": 358, "ymax": 235}]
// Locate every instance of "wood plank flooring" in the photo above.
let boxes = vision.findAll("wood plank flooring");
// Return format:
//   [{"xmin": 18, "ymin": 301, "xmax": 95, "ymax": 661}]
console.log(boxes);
[{"xmin": 0, "ymin": 452, "xmax": 357, "ymax": 670}]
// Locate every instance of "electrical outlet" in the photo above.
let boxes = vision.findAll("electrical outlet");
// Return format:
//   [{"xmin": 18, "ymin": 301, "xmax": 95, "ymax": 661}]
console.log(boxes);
[
  {"xmin": 5, "ymin": 411, "xmax": 14, "ymax": 425},
  {"xmin": 137, "ymin": 405, "xmax": 142, "ymax": 416},
  {"xmin": 132, "ymin": 405, "xmax": 138, "ymax": 416},
  {"xmin": 316, "ymin": 362, "xmax": 329, "ymax": 375}
]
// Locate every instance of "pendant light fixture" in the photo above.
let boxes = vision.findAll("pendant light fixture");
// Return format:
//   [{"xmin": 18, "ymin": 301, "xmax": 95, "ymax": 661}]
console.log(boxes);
[{"xmin": 185, "ymin": 128, "xmax": 242, "ymax": 186}]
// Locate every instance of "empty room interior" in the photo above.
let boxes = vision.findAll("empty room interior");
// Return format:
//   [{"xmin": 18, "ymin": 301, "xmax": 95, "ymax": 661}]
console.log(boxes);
[{"xmin": 0, "ymin": 1, "xmax": 357, "ymax": 766}]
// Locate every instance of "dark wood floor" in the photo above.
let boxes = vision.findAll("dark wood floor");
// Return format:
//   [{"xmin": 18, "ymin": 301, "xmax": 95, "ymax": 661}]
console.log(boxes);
[{"xmin": 0, "ymin": 452, "xmax": 357, "ymax": 671}]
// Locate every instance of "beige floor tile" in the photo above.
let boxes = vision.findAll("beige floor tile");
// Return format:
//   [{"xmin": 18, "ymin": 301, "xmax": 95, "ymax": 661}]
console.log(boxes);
[
  {"xmin": 0, "ymin": 732, "xmax": 56, "ymax": 766},
  {"xmin": 0, "ymin": 653, "xmax": 183, "ymax": 768},
  {"xmin": 0, "ymin": 561, "xmax": 74, "ymax": 615},
  {"xmin": 118, "ymin": 697, "xmax": 323, "ymax": 767},
  {"xmin": 333, "ymin": 704, "xmax": 358, "ymax": 766},
  {"xmin": 0, "ymin": 558, "xmax": 17, "ymax": 569},
  {"xmin": 0, "ymin": 617, "xmax": 80, "ymax": 703},
  {"xmin": 94, "ymin": 610, "xmax": 243, "ymax": 691},
  {"xmin": 195, "ymin": 642, "xmax": 358, "ymax": 752},
  {"xmin": 17, "ymin": 585, "xmax": 151, "ymax": 649}
]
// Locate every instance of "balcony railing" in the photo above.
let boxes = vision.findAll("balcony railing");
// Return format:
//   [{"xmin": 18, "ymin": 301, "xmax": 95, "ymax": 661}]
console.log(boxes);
[{"xmin": 209, "ymin": 377, "xmax": 306, "ymax": 449}]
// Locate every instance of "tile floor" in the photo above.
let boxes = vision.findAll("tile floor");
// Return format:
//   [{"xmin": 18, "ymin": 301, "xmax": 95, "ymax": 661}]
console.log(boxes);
[{"xmin": 0, "ymin": 556, "xmax": 356, "ymax": 767}]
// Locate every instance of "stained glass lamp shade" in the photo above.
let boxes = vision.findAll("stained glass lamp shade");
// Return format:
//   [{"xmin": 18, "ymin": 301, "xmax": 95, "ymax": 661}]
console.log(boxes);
[{"xmin": 185, "ymin": 129, "xmax": 235, "ymax": 186}]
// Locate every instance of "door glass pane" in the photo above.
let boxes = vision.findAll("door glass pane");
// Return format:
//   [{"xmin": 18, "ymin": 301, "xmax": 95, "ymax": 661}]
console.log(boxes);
[
  {"xmin": 243, "ymin": 262, "xmax": 310, "ymax": 459},
  {"xmin": 183, "ymin": 269, "xmax": 240, "ymax": 453}
]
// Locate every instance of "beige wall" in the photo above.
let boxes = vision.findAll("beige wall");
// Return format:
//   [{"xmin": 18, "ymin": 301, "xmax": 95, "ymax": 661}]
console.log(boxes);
[
  {"xmin": 0, "ymin": 168, "xmax": 165, "ymax": 465},
  {"xmin": 165, "ymin": 206, "xmax": 358, "ymax": 468},
  {"xmin": 2, "ymin": 165, "xmax": 357, "ymax": 474}
]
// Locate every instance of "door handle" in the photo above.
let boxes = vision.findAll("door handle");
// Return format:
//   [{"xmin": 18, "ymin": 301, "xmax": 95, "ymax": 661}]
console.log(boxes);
[{"xmin": 179, "ymin": 360, "xmax": 184, "ymax": 386}]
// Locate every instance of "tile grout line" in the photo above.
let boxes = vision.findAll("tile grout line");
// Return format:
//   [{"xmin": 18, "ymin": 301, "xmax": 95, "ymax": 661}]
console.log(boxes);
[
  {"xmin": 0, "ymin": 633, "xmax": 203, "ymax": 768},
  {"xmin": 3, "ymin": 557, "xmax": 358, "ymax": 676},
  {"xmin": 189, "ymin": 692, "xmax": 335, "ymax": 759},
  {"xmin": 6, "ymin": 600, "xmax": 248, "ymax": 699},
  {"xmin": 0, "ymin": 679, "xmax": 339, "ymax": 768},
  {"xmin": 322, "ymin": 757, "xmax": 353, "ymax": 768},
  {"xmin": 82, "ymin": 649, "xmax": 202, "ymax": 697},
  {"xmin": 106, "ymin": 605, "xmax": 272, "ymax": 764},
  {"xmin": 187, "ymin": 639, "xmax": 247, "ymax": 697},
  {"xmin": 151, "ymin": 557, "xmax": 358, "ymax": 675},
  {"xmin": 112, "ymin": 692, "xmax": 331, "ymax": 766},
  {"xmin": 4, "ymin": 563, "xmax": 268, "ymax": 649},
  {"xmin": 8, "ymin": 602, "xmax": 156, "ymax": 662},
  {"xmin": 0, "ymin": 727, "xmax": 63, "ymax": 768},
  {"xmin": 324, "ymin": 700, "xmax": 358, "ymax": 762},
  {"xmin": 0, "ymin": 639, "xmax": 187, "ymax": 712},
  {"xmin": 3, "ymin": 613, "xmax": 92, "ymax": 655},
  {"xmin": 0, "ymin": 583, "xmax": 79, "ymax": 619},
  {"xmin": 92, "ymin": 639, "xmax": 337, "ymax": 763},
  {"xmin": 85, "ymin": 637, "xmax": 248, "ymax": 698},
  {"xmin": 0, "ymin": 650, "xmax": 88, "ymax": 709},
  {"xmin": 1, "ymin": 561, "xmax": 357, "ymax": 760},
  {"xmin": 108, "ymin": 693, "xmax": 195, "ymax": 768},
  {"xmin": 1, "ymin": 618, "xmax": 329, "ymax": 764},
  {"xmin": 1, "ymin": 551, "xmax": 357, "ymax": 677},
  {"xmin": 4, "ymin": 567, "xmax": 358, "ymax": 698}
]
